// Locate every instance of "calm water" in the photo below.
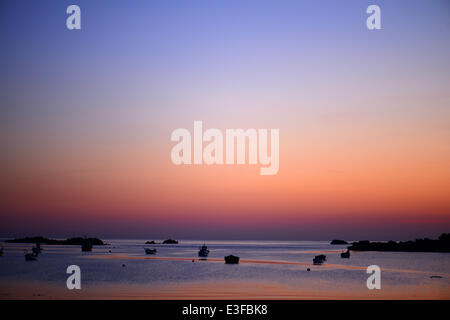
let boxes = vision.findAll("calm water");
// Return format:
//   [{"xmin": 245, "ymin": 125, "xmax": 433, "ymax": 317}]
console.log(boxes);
[{"xmin": 1, "ymin": 239, "xmax": 449, "ymax": 299}]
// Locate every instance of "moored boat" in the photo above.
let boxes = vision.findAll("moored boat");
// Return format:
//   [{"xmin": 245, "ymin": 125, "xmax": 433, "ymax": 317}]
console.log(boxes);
[
  {"xmin": 224, "ymin": 255, "xmax": 240, "ymax": 264},
  {"xmin": 25, "ymin": 252, "xmax": 37, "ymax": 261},
  {"xmin": 81, "ymin": 239, "xmax": 93, "ymax": 252},
  {"xmin": 145, "ymin": 248, "xmax": 157, "ymax": 254},
  {"xmin": 32, "ymin": 243, "xmax": 42, "ymax": 256},
  {"xmin": 198, "ymin": 244, "xmax": 210, "ymax": 257},
  {"xmin": 313, "ymin": 254, "xmax": 326, "ymax": 265},
  {"xmin": 340, "ymin": 249, "xmax": 350, "ymax": 258}
]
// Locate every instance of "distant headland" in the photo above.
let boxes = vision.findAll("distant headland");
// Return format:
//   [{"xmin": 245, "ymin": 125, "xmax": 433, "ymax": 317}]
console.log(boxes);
[
  {"xmin": 330, "ymin": 239, "xmax": 348, "ymax": 245},
  {"xmin": 162, "ymin": 239, "xmax": 178, "ymax": 244},
  {"xmin": 145, "ymin": 239, "xmax": 179, "ymax": 244},
  {"xmin": 348, "ymin": 233, "xmax": 450, "ymax": 252},
  {"xmin": 4, "ymin": 236, "xmax": 105, "ymax": 246}
]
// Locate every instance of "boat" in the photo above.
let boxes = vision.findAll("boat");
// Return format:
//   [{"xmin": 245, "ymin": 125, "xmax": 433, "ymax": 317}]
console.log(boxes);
[
  {"xmin": 198, "ymin": 244, "xmax": 210, "ymax": 257},
  {"xmin": 32, "ymin": 243, "xmax": 42, "ymax": 256},
  {"xmin": 25, "ymin": 253, "xmax": 37, "ymax": 261},
  {"xmin": 340, "ymin": 249, "xmax": 350, "ymax": 258},
  {"xmin": 145, "ymin": 248, "xmax": 157, "ymax": 254},
  {"xmin": 313, "ymin": 254, "xmax": 326, "ymax": 265},
  {"xmin": 224, "ymin": 255, "xmax": 240, "ymax": 264},
  {"xmin": 81, "ymin": 239, "xmax": 93, "ymax": 252}
]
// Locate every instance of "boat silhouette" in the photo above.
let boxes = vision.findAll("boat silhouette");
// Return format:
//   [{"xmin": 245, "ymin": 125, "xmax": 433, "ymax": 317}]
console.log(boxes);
[
  {"xmin": 24, "ymin": 250, "xmax": 37, "ymax": 261},
  {"xmin": 198, "ymin": 244, "xmax": 210, "ymax": 257},
  {"xmin": 340, "ymin": 249, "xmax": 350, "ymax": 258},
  {"xmin": 31, "ymin": 243, "xmax": 42, "ymax": 256},
  {"xmin": 313, "ymin": 254, "xmax": 326, "ymax": 265},
  {"xmin": 145, "ymin": 248, "xmax": 157, "ymax": 254},
  {"xmin": 81, "ymin": 239, "xmax": 93, "ymax": 252},
  {"xmin": 224, "ymin": 255, "xmax": 240, "ymax": 264}
]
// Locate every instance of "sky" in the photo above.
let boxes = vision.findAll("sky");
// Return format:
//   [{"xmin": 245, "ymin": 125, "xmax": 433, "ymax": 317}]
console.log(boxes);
[{"xmin": 0, "ymin": 0, "xmax": 449, "ymax": 240}]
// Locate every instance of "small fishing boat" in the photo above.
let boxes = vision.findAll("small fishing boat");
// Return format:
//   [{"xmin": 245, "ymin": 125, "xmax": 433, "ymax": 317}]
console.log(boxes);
[
  {"xmin": 81, "ymin": 240, "xmax": 93, "ymax": 252},
  {"xmin": 340, "ymin": 249, "xmax": 350, "ymax": 258},
  {"xmin": 32, "ymin": 243, "xmax": 42, "ymax": 256},
  {"xmin": 25, "ymin": 252, "xmax": 37, "ymax": 261},
  {"xmin": 145, "ymin": 248, "xmax": 157, "ymax": 254},
  {"xmin": 198, "ymin": 244, "xmax": 210, "ymax": 257},
  {"xmin": 224, "ymin": 255, "xmax": 240, "ymax": 264},
  {"xmin": 313, "ymin": 254, "xmax": 326, "ymax": 265}
]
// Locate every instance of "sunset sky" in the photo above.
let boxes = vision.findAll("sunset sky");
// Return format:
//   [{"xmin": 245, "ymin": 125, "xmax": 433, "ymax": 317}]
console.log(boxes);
[{"xmin": 1, "ymin": 0, "xmax": 449, "ymax": 240}]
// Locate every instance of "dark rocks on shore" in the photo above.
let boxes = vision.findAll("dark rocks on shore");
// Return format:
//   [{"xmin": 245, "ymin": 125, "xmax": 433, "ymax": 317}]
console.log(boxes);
[
  {"xmin": 5, "ymin": 236, "xmax": 105, "ymax": 246},
  {"xmin": 145, "ymin": 241, "xmax": 156, "ymax": 244},
  {"xmin": 162, "ymin": 239, "xmax": 178, "ymax": 244},
  {"xmin": 348, "ymin": 233, "xmax": 450, "ymax": 253},
  {"xmin": 330, "ymin": 239, "xmax": 348, "ymax": 245}
]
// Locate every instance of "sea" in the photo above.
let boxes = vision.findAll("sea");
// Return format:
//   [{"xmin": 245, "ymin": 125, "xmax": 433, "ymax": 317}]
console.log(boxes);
[{"xmin": 0, "ymin": 239, "xmax": 449, "ymax": 299}]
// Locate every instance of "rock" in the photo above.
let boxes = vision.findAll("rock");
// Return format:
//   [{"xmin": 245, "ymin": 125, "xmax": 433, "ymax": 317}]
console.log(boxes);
[
  {"xmin": 162, "ymin": 239, "xmax": 178, "ymax": 244},
  {"xmin": 5, "ymin": 236, "xmax": 105, "ymax": 246},
  {"xmin": 348, "ymin": 233, "xmax": 450, "ymax": 252},
  {"xmin": 330, "ymin": 239, "xmax": 348, "ymax": 245}
]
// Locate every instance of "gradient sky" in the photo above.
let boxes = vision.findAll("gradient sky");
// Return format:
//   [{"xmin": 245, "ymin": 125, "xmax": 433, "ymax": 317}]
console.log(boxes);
[{"xmin": 1, "ymin": 0, "xmax": 449, "ymax": 240}]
